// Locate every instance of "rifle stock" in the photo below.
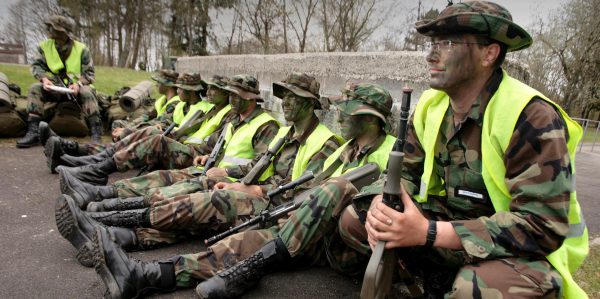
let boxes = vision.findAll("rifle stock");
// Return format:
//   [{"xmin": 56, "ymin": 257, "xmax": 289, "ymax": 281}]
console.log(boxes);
[
  {"xmin": 205, "ymin": 163, "xmax": 381, "ymax": 246},
  {"xmin": 361, "ymin": 87, "xmax": 419, "ymax": 299},
  {"xmin": 241, "ymin": 136, "xmax": 287, "ymax": 185},
  {"xmin": 201, "ymin": 123, "xmax": 229, "ymax": 176}
]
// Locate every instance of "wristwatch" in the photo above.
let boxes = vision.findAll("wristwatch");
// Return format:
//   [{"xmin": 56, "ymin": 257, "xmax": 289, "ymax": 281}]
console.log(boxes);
[{"xmin": 425, "ymin": 220, "xmax": 437, "ymax": 247}]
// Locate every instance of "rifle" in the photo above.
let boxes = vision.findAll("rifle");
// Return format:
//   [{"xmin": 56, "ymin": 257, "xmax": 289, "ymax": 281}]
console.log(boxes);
[
  {"xmin": 200, "ymin": 123, "xmax": 229, "ymax": 176},
  {"xmin": 50, "ymin": 73, "xmax": 82, "ymax": 110},
  {"xmin": 241, "ymin": 136, "xmax": 287, "ymax": 185},
  {"xmin": 361, "ymin": 88, "xmax": 421, "ymax": 299},
  {"xmin": 136, "ymin": 120, "xmax": 177, "ymax": 176},
  {"xmin": 205, "ymin": 163, "xmax": 381, "ymax": 246},
  {"xmin": 172, "ymin": 108, "xmax": 206, "ymax": 140}
]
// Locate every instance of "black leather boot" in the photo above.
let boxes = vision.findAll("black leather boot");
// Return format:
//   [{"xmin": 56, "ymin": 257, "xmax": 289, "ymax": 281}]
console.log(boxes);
[
  {"xmin": 195, "ymin": 238, "xmax": 291, "ymax": 299},
  {"xmin": 88, "ymin": 114, "xmax": 103, "ymax": 144},
  {"xmin": 56, "ymin": 158, "xmax": 117, "ymax": 186},
  {"xmin": 87, "ymin": 208, "xmax": 150, "ymax": 227},
  {"xmin": 16, "ymin": 115, "xmax": 41, "ymax": 148},
  {"xmin": 55, "ymin": 194, "xmax": 98, "ymax": 267},
  {"xmin": 38, "ymin": 121, "xmax": 57, "ymax": 146},
  {"xmin": 59, "ymin": 149, "xmax": 113, "ymax": 167},
  {"xmin": 87, "ymin": 196, "xmax": 148, "ymax": 212},
  {"xmin": 91, "ymin": 226, "xmax": 176, "ymax": 299},
  {"xmin": 60, "ymin": 170, "xmax": 116, "ymax": 209}
]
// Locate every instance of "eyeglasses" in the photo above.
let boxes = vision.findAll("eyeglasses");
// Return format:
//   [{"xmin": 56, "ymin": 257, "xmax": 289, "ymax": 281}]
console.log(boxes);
[{"xmin": 424, "ymin": 40, "xmax": 490, "ymax": 52}]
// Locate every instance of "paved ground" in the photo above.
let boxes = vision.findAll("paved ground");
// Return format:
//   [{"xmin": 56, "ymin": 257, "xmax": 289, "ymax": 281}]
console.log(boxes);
[{"xmin": 0, "ymin": 139, "xmax": 598, "ymax": 299}]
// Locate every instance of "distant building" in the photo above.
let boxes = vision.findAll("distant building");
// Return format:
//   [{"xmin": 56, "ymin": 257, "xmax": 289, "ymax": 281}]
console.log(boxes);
[{"xmin": 0, "ymin": 43, "xmax": 26, "ymax": 64}]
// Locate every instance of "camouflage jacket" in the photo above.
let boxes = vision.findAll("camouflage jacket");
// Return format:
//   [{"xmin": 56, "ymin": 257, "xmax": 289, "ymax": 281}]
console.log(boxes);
[
  {"xmin": 31, "ymin": 39, "xmax": 95, "ymax": 85},
  {"xmin": 402, "ymin": 69, "xmax": 571, "ymax": 262},
  {"xmin": 194, "ymin": 107, "xmax": 279, "ymax": 160}
]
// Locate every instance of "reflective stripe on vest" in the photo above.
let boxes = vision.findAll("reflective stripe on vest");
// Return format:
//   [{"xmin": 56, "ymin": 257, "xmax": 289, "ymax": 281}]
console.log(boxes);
[
  {"xmin": 184, "ymin": 105, "xmax": 232, "ymax": 145},
  {"xmin": 412, "ymin": 70, "xmax": 588, "ymax": 299},
  {"xmin": 39, "ymin": 39, "xmax": 85, "ymax": 82},
  {"xmin": 258, "ymin": 124, "xmax": 344, "ymax": 182},
  {"xmin": 322, "ymin": 135, "xmax": 395, "ymax": 178},
  {"xmin": 217, "ymin": 112, "xmax": 279, "ymax": 168}
]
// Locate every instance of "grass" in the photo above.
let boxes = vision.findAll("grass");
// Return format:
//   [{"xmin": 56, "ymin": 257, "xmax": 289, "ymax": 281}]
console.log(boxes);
[
  {"xmin": 0, "ymin": 63, "xmax": 156, "ymax": 96},
  {"xmin": 575, "ymin": 242, "xmax": 600, "ymax": 298}
]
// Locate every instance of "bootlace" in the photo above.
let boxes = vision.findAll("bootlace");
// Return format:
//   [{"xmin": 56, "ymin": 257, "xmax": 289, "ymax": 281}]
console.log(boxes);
[{"xmin": 219, "ymin": 252, "xmax": 266, "ymax": 286}]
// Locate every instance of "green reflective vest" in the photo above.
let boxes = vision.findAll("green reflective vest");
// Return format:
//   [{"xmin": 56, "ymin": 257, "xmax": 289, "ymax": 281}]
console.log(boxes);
[
  {"xmin": 172, "ymin": 100, "xmax": 213, "ymax": 127},
  {"xmin": 39, "ymin": 39, "xmax": 85, "ymax": 83},
  {"xmin": 413, "ymin": 70, "xmax": 588, "ymax": 299},
  {"xmin": 258, "ymin": 124, "xmax": 345, "ymax": 182},
  {"xmin": 217, "ymin": 112, "xmax": 279, "ymax": 168},
  {"xmin": 184, "ymin": 105, "xmax": 232, "ymax": 145},
  {"xmin": 323, "ymin": 135, "xmax": 395, "ymax": 177},
  {"xmin": 155, "ymin": 95, "xmax": 181, "ymax": 117}
]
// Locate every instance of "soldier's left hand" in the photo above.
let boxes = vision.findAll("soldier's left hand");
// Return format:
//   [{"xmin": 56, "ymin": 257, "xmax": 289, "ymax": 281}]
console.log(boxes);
[
  {"xmin": 69, "ymin": 83, "xmax": 80, "ymax": 96},
  {"xmin": 365, "ymin": 187, "xmax": 429, "ymax": 250},
  {"xmin": 205, "ymin": 167, "xmax": 228, "ymax": 177},
  {"xmin": 215, "ymin": 182, "xmax": 263, "ymax": 197}
]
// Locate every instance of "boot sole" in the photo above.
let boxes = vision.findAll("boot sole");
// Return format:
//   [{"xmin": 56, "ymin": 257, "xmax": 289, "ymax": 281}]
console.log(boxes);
[
  {"xmin": 39, "ymin": 122, "xmax": 49, "ymax": 146},
  {"xmin": 45, "ymin": 138, "xmax": 62, "ymax": 174},
  {"xmin": 55, "ymin": 195, "xmax": 93, "ymax": 267},
  {"xmin": 91, "ymin": 227, "xmax": 124, "ymax": 299}
]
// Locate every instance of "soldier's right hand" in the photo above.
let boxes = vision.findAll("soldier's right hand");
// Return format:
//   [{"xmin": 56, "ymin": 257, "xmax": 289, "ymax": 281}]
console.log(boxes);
[
  {"xmin": 193, "ymin": 155, "xmax": 209, "ymax": 166},
  {"xmin": 41, "ymin": 77, "xmax": 54, "ymax": 90},
  {"xmin": 112, "ymin": 128, "xmax": 124, "ymax": 141}
]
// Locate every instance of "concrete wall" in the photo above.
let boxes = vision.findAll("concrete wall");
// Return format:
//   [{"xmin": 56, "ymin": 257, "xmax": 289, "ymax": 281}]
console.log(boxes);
[{"xmin": 176, "ymin": 51, "xmax": 528, "ymax": 132}]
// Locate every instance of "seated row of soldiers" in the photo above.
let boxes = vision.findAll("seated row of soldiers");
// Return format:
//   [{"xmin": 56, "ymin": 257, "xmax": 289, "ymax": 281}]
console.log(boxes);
[{"xmin": 47, "ymin": 71, "xmax": 394, "ymax": 298}]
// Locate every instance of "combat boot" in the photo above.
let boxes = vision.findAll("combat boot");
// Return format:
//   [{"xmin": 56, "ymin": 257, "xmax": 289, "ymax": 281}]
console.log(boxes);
[
  {"xmin": 87, "ymin": 197, "xmax": 148, "ymax": 212},
  {"xmin": 38, "ymin": 121, "xmax": 57, "ymax": 146},
  {"xmin": 87, "ymin": 208, "xmax": 150, "ymax": 227},
  {"xmin": 16, "ymin": 115, "xmax": 41, "ymax": 148},
  {"xmin": 46, "ymin": 136, "xmax": 92, "ymax": 173},
  {"xmin": 91, "ymin": 226, "xmax": 176, "ymax": 299},
  {"xmin": 60, "ymin": 170, "xmax": 116, "ymax": 209},
  {"xmin": 88, "ymin": 114, "xmax": 103, "ymax": 144},
  {"xmin": 195, "ymin": 238, "xmax": 291, "ymax": 299},
  {"xmin": 56, "ymin": 158, "xmax": 117, "ymax": 186},
  {"xmin": 58, "ymin": 148, "xmax": 114, "ymax": 168},
  {"xmin": 55, "ymin": 194, "xmax": 98, "ymax": 267}
]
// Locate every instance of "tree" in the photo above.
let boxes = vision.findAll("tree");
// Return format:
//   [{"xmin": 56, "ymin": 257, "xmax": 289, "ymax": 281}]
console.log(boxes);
[
  {"xmin": 236, "ymin": 0, "xmax": 283, "ymax": 54},
  {"xmin": 286, "ymin": 0, "xmax": 319, "ymax": 53}
]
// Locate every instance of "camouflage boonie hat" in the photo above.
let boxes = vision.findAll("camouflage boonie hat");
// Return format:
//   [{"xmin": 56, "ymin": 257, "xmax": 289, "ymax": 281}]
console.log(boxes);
[
  {"xmin": 151, "ymin": 69, "xmax": 179, "ymax": 87},
  {"xmin": 44, "ymin": 15, "xmax": 75, "ymax": 37},
  {"xmin": 273, "ymin": 72, "xmax": 322, "ymax": 109},
  {"xmin": 224, "ymin": 74, "xmax": 262, "ymax": 101},
  {"xmin": 330, "ymin": 82, "xmax": 392, "ymax": 125},
  {"xmin": 174, "ymin": 73, "xmax": 205, "ymax": 91},
  {"xmin": 415, "ymin": 1, "xmax": 532, "ymax": 52},
  {"xmin": 205, "ymin": 75, "xmax": 230, "ymax": 91}
]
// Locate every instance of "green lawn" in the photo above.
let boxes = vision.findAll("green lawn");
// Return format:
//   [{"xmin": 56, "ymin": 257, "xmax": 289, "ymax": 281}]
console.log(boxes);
[
  {"xmin": 575, "ymin": 243, "xmax": 600, "ymax": 298},
  {"xmin": 0, "ymin": 63, "xmax": 156, "ymax": 96}
]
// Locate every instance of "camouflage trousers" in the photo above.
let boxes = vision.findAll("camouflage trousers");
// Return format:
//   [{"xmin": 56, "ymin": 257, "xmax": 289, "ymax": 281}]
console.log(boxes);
[
  {"xmin": 27, "ymin": 82, "xmax": 99, "ymax": 117},
  {"xmin": 112, "ymin": 119, "xmax": 165, "ymax": 141},
  {"xmin": 113, "ymin": 134, "xmax": 200, "ymax": 171},
  {"xmin": 84, "ymin": 125, "xmax": 163, "ymax": 155},
  {"xmin": 171, "ymin": 177, "xmax": 368, "ymax": 287},
  {"xmin": 338, "ymin": 203, "xmax": 564, "ymax": 298},
  {"xmin": 134, "ymin": 189, "xmax": 270, "ymax": 249},
  {"xmin": 113, "ymin": 166, "xmax": 231, "ymax": 203}
]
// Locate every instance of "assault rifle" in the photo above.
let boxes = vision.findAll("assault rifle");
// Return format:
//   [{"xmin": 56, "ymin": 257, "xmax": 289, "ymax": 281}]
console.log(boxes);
[
  {"xmin": 241, "ymin": 136, "xmax": 287, "ymax": 185},
  {"xmin": 205, "ymin": 163, "xmax": 381, "ymax": 245},
  {"xmin": 200, "ymin": 123, "xmax": 229, "ymax": 176},
  {"xmin": 361, "ymin": 88, "xmax": 420, "ymax": 299},
  {"xmin": 172, "ymin": 108, "xmax": 207, "ymax": 140}
]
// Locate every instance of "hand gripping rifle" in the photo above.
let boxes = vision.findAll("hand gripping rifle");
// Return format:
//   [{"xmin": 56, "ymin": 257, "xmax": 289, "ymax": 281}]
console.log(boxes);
[
  {"xmin": 241, "ymin": 136, "xmax": 287, "ymax": 185},
  {"xmin": 205, "ymin": 163, "xmax": 381, "ymax": 246},
  {"xmin": 361, "ymin": 88, "xmax": 422, "ymax": 299},
  {"xmin": 200, "ymin": 123, "xmax": 229, "ymax": 176}
]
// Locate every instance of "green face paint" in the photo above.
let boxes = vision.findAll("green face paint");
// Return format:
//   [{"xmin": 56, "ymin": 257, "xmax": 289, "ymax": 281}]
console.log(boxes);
[{"xmin": 281, "ymin": 92, "xmax": 311, "ymax": 123}]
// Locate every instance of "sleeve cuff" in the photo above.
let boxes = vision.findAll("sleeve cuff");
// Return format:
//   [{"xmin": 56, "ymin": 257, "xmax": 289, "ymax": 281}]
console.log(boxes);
[{"xmin": 451, "ymin": 219, "xmax": 495, "ymax": 259}]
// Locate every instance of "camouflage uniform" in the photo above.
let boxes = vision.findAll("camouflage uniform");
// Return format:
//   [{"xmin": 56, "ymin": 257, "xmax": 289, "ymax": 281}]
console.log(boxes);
[
  {"xmin": 0, "ymin": 76, "xmax": 27, "ymax": 137},
  {"xmin": 338, "ymin": 2, "xmax": 575, "ymax": 297},
  {"xmin": 171, "ymin": 83, "xmax": 394, "ymax": 286}
]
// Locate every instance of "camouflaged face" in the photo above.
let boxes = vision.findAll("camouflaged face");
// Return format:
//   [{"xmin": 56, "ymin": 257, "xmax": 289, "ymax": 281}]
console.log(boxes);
[
  {"xmin": 332, "ymin": 82, "xmax": 392, "ymax": 124},
  {"xmin": 44, "ymin": 15, "xmax": 74, "ymax": 34},
  {"xmin": 175, "ymin": 73, "xmax": 204, "ymax": 91},
  {"xmin": 151, "ymin": 69, "xmax": 179, "ymax": 86},
  {"xmin": 415, "ymin": 1, "xmax": 532, "ymax": 51},
  {"xmin": 205, "ymin": 75, "xmax": 230, "ymax": 90}
]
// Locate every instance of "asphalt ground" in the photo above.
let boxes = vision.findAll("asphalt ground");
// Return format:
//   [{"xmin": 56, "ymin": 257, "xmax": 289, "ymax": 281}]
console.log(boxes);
[{"xmin": 0, "ymin": 138, "xmax": 598, "ymax": 299}]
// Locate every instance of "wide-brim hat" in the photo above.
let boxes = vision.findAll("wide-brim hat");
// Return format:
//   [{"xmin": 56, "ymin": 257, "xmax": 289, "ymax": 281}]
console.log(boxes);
[
  {"xmin": 44, "ymin": 15, "xmax": 75, "ymax": 39},
  {"xmin": 273, "ymin": 72, "xmax": 321, "ymax": 109},
  {"xmin": 205, "ymin": 75, "xmax": 230, "ymax": 91},
  {"xmin": 224, "ymin": 74, "xmax": 262, "ymax": 101},
  {"xmin": 151, "ymin": 69, "xmax": 179, "ymax": 87},
  {"xmin": 329, "ymin": 82, "xmax": 392, "ymax": 130},
  {"xmin": 174, "ymin": 73, "xmax": 205, "ymax": 91},
  {"xmin": 415, "ymin": 1, "xmax": 532, "ymax": 52}
]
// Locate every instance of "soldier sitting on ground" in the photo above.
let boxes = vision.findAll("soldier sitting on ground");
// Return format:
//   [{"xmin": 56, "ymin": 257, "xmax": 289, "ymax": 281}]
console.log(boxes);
[{"xmin": 17, "ymin": 15, "xmax": 101, "ymax": 148}]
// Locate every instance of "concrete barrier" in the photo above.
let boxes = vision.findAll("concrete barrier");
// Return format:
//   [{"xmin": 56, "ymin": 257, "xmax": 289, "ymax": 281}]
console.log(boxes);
[{"xmin": 177, "ymin": 51, "xmax": 528, "ymax": 132}]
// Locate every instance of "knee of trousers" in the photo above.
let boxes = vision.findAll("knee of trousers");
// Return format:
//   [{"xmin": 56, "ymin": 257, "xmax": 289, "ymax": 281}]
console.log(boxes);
[{"xmin": 338, "ymin": 205, "xmax": 369, "ymax": 254}]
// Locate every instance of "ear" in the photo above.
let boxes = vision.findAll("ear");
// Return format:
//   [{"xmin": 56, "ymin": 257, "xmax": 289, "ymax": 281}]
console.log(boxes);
[{"xmin": 481, "ymin": 43, "xmax": 501, "ymax": 68}]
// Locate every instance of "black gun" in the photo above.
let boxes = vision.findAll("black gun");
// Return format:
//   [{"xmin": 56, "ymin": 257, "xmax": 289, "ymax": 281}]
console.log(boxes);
[
  {"xmin": 241, "ymin": 136, "xmax": 287, "ymax": 185},
  {"xmin": 172, "ymin": 108, "xmax": 207, "ymax": 140},
  {"xmin": 205, "ymin": 163, "xmax": 381, "ymax": 246},
  {"xmin": 361, "ymin": 88, "xmax": 420, "ymax": 299},
  {"xmin": 201, "ymin": 123, "xmax": 229, "ymax": 176}
]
